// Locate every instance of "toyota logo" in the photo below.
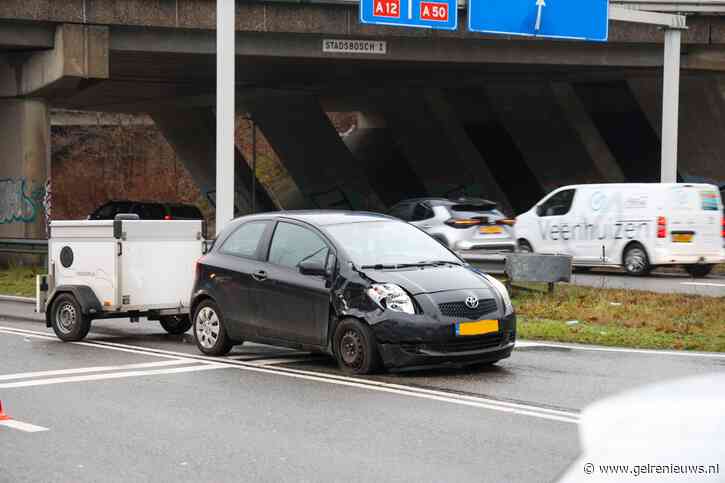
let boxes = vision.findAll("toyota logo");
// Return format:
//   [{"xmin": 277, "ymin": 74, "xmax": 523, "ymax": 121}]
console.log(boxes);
[{"xmin": 465, "ymin": 295, "xmax": 479, "ymax": 309}]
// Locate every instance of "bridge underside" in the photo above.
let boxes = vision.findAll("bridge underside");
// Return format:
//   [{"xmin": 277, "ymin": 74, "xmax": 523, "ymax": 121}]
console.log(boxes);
[{"xmin": 2, "ymin": 18, "xmax": 725, "ymax": 237}]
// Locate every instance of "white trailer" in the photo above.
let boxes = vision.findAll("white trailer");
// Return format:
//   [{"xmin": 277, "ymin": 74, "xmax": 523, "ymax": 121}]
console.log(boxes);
[{"xmin": 37, "ymin": 216, "xmax": 206, "ymax": 341}]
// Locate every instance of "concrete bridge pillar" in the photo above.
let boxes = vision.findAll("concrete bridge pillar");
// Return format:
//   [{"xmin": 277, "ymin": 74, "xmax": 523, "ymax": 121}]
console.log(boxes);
[
  {"xmin": 151, "ymin": 108, "xmax": 277, "ymax": 219},
  {"xmin": 0, "ymin": 99, "xmax": 50, "ymax": 242}
]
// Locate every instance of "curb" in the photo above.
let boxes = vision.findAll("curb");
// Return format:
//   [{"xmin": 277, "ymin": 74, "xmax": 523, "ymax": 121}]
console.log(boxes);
[{"xmin": 0, "ymin": 295, "xmax": 34, "ymax": 305}]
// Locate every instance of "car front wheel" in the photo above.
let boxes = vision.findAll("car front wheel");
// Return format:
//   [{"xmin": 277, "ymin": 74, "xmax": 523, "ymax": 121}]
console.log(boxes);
[
  {"xmin": 193, "ymin": 300, "xmax": 234, "ymax": 356},
  {"xmin": 333, "ymin": 319, "xmax": 382, "ymax": 375}
]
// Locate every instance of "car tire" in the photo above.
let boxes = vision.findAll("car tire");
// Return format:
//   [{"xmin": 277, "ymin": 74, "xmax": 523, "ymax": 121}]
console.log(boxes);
[
  {"xmin": 518, "ymin": 239, "xmax": 533, "ymax": 253},
  {"xmin": 159, "ymin": 315, "xmax": 192, "ymax": 335},
  {"xmin": 685, "ymin": 264, "xmax": 714, "ymax": 278},
  {"xmin": 193, "ymin": 300, "xmax": 234, "ymax": 356},
  {"xmin": 623, "ymin": 243, "xmax": 651, "ymax": 276},
  {"xmin": 333, "ymin": 318, "xmax": 382, "ymax": 375},
  {"xmin": 50, "ymin": 293, "xmax": 92, "ymax": 342}
]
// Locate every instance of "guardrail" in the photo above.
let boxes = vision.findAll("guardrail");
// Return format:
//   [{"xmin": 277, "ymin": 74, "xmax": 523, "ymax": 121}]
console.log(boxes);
[{"xmin": 0, "ymin": 239, "xmax": 48, "ymax": 256}]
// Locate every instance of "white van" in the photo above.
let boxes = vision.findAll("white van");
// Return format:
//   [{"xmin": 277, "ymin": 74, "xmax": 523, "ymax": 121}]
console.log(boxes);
[{"xmin": 515, "ymin": 183, "xmax": 725, "ymax": 276}]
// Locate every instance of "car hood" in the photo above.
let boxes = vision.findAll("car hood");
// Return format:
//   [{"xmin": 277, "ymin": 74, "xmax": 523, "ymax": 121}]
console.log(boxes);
[{"xmin": 362, "ymin": 265, "xmax": 491, "ymax": 295}]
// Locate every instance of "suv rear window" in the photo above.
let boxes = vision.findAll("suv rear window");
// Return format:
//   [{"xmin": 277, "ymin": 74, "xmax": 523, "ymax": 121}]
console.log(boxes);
[
  {"xmin": 169, "ymin": 205, "xmax": 202, "ymax": 219},
  {"xmin": 451, "ymin": 203, "xmax": 497, "ymax": 213}
]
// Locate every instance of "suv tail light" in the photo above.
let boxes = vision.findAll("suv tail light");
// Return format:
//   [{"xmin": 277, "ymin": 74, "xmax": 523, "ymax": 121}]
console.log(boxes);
[
  {"xmin": 445, "ymin": 218, "xmax": 482, "ymax": 228},
  {"xmin": 495, "ymin": 219, "xmax": 516, "ymax": 227},
  {"xmin": 657, "ymin": 216, "xmax": 667, "ymax": 239},
  {"xmin": 164, "ymin": 215, "xmax": 172, "ymax": 220}
]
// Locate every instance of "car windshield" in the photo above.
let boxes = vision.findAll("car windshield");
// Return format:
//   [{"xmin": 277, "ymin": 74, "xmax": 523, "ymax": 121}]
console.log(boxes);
[{"xmin": 325, "ymin": 221, "xmax": 461, "ymax": 267}]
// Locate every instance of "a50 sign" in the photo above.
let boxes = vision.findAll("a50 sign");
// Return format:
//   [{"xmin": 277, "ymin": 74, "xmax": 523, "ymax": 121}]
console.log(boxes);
[{"xmin": 362, "ymin": 0, "xmax": 457, "ymax": 30}]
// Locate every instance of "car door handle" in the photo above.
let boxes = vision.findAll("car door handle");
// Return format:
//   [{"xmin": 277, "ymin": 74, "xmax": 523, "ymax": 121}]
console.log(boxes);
[
  {"xmin": 251, "ymin": 270, "xmax": 268, "ymax": 282},
  {"xmin": 421, "ymin": 224, "xmax": 433, "ymax": 229}
]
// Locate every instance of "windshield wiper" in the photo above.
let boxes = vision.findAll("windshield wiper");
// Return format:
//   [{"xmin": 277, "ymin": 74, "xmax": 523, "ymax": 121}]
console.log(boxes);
[
  {"xmin": 360, "ymin": 264, "xmax": 398, "ymax": 270},
  {"xmin": 360, "ymin": 260, "xmax": 462, "ymax": 270},
  {"xmin": 424, "ymin": 260, "xmax": 463, "ymax": 266}
]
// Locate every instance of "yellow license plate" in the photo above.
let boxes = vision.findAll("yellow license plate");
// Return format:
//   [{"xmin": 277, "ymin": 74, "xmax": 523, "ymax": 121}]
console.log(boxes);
[
  {"xmin": 479, "ymin": 226, "xmax": 503, "ymax": 234},
  {"xmin": 672, "ymin": 233, "xmax": 693, "ymax": 243},
  {"xmin": 455, "ymin": 320, "xmax": 499, "ymax": 336}
]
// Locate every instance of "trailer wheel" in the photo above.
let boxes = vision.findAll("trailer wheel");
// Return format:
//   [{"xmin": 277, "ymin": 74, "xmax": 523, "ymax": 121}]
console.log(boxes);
[
  {"xmin": 159, "ymin": 315, "xmax": 192, "ymax": 335},
  {"xmin": 50, "ymin": 293, "xmax": 92, "ymax": 342}
]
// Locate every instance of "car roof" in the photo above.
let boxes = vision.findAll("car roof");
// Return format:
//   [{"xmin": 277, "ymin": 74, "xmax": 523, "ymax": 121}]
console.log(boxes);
[
  {"xmin": 394, "ymin": 197, "xmax": 497, "ymax": 207},
  {"xmin": 231, "ymin": 210, "xmax": 398, "ymax": 227}
]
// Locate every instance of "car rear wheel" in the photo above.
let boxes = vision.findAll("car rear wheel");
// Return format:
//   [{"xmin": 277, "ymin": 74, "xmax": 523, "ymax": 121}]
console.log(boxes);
[
  {"xmin": 50, "ymin": 293, "xmax": 92, "ymax": 342},
  {"xmin": 333, "ymin": 319, "xmax": 382, "ymax": 375},
  {"xmin": 623, "ymin": 243, "xmax": 651, "ymax": 276},
  {"xmin": 159, "ymin": 315, "xmax": 192, "ymax": 335},
  {"xmin": 685, "ymin": 264, "xmax": 714, "ymax": 278},
  {"xmin": 193, "ymin": 300, "xmax": 234, "ymax": 356}
]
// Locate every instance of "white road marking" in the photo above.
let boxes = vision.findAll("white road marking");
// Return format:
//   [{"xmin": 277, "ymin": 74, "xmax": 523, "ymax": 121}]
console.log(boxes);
[
  {"xmin": 0, "ymin": 326, "xmax": 578, "ymax": 423},
  {"xmin": 0, "ymin": 364, "xmax": 227, "ymax": 389},
  {"xmin": 515, "ymin": 340, "xmax": 725, "ymax": 359},
  {"xmin": 681, "ymin": 282, "xmax": 725, "ymax": 288},
  {"xmin": 0, "ymin": 360, "xmax": 195, "ymax": 382},
  {"xmin": 0, "ymin": 419, "xmax": 49, "ymax": 432},
  {"xmin": 249, "ymin": 356, "xmax": 324, "ymax": 366}
]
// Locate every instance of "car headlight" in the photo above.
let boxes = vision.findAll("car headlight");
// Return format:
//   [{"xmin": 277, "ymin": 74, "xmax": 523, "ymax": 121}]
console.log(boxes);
[
  {"xmin": 481, "ymin": 274, "xmax": 514, "ymax": 316},
  {"xmin": 366, "ymin": 284, "xmax": 416, "ymax": 314}
]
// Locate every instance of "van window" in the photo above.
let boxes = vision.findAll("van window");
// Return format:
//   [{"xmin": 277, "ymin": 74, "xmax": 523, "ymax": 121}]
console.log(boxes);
[{"xmin": 538, "ymin": 189, "xmax": 576, "ymax": 217}]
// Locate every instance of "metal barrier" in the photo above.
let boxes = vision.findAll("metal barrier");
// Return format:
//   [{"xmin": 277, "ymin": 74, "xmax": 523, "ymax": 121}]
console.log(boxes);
[
  {"xmin": 0, "ymin": 239, "xmax": 48, "ymax": 256},
  {"xmin": 465, "ymin": 252, "xmax": 573, "ymax": 292}
]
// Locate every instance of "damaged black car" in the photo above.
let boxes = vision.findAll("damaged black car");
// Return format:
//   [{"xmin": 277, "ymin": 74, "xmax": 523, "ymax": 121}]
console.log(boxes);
[{"xmin": 190, "ymin": 211, "xmax": 516, "ymax": 374}]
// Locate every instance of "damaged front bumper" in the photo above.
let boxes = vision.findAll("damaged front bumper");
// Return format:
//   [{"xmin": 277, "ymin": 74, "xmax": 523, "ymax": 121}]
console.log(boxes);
[{"xmin": 371, "ymin": 313, "xmax": 517, "ymax": 369}]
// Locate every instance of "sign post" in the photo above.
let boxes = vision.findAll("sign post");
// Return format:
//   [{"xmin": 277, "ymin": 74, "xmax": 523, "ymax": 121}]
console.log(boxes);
[
  {"xmin": 360, "ymin": 0, "xmax": 458, "ymax": 30},
  {"xmin": 216, "ymin": 0, "xmax": 235, "ymax": 234}
]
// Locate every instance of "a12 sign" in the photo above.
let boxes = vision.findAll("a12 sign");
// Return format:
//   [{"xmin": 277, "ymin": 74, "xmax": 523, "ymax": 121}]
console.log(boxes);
[{"xmin": 361, "ymin": 0, "xmax": 458, "ymax": 30}]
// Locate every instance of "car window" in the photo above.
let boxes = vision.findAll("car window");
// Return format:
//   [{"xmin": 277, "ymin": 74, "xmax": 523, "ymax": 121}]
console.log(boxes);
[
  {"xmin": 410, "ymin": 203, "xmax": 434, "ymax": 221},
  {"xmin": 95, "ymin": 202, "xmax": 133, "ymax": 219},
  {"xmin": 388, "ymin": 203, "xmax": 414, "ymax": 221},
  {"xmin": 220, "ymin": 221, "xmax": 268, "ymax": 259},
  {"xmin": 140, "ymin": 203, "xmax": 165, "ymax": 220},
  {"xmin": 538, "ymin": 189, "xmax": 576, "ymax": 217},
  {"xmin": 268, "ymin": 222, "xmax": 329, "ymax": 270}
]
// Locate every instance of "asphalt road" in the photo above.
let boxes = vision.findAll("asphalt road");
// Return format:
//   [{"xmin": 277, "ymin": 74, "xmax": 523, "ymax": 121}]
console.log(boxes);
[{"xmin": 1, "ymin": 301, "xmax": 724, "ymax": 483}]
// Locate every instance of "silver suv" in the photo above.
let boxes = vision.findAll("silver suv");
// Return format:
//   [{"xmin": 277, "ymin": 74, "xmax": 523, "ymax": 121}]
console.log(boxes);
[{"xmin": 388, "ymin": 198, "xmax": 517, "ymax": 259}]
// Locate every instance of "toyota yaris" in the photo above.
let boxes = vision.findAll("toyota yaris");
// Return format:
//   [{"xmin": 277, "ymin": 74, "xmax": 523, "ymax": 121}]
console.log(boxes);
[{"xmin": 190, "ymin": 211, "xmax": 516, "ymax": 374}]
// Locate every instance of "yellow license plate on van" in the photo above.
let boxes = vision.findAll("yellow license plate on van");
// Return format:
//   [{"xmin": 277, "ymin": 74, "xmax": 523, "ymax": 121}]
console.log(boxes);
[
  {"xmin": 455, "ymin": 320, "xmax": 499, "ymax": 336},
  {"xmin": 672, "ymin": 233, "xmax": 693, "ymax": 243},
  {"xmin": 480, "ymin": 226, "xmax": 503, "ymax": 234}
]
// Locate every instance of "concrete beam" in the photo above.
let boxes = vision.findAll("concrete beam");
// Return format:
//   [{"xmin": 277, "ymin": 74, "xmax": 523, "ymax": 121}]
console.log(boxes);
[
  {"xmin": 550, "ymin": 82, "xmax": 626, "ymax": 182},
  {"xmin": 246, "ymin": 94, "xmax": 384, "ymax": 210},
  {"xmin": 0, "ymin": 23, "xmax": 109, "ymax": 98},
  {"xmin": 151, "ymin": 108, "xmax": 278, "ymax": 216}
]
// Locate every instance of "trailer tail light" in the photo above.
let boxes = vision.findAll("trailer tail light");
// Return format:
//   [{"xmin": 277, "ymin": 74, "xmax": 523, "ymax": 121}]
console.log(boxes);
[
  {"xmin": 496, "ymin": 219, "xmax": 516, "ymax": 227},
  {"xmin": 657, "ymin": 216, "xmax": 667, "ymax": 239},
  {"xmin": 445, "ymin": 218, "xmax": 482, "ymax": 228}
]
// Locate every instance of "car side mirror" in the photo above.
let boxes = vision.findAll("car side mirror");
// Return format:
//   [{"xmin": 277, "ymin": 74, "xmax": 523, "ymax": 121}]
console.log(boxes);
[{"xmin": 299, "ymin": 259, "xmax": 327, "ymax": 277}]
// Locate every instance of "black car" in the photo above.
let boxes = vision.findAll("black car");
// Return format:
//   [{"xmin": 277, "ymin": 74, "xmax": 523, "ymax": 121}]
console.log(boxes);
[
  {"xmin": 190, "ymin": 211, "xmax": 516, "ymax": 374},
  {"xmin": 89, "ymin": 200, "xmax": 203, "ymax": 220}
]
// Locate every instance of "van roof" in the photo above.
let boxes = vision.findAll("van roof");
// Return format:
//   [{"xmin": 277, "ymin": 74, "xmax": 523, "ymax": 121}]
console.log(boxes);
[{"xmin": 560, "ymin": 183, "xmax": 719, "ymax": 190}]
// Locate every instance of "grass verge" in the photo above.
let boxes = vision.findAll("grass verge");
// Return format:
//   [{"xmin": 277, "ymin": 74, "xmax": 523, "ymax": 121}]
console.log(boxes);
[
  {"xmin": 513, "ymin": 284, "xmax": 725, "ymax": 352},
  {"xmin": 0, "ymin": 265, "xmax": 41, "ymax": 298}
]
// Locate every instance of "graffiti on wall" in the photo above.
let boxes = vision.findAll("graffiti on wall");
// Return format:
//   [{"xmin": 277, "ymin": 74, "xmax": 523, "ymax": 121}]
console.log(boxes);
[{"xmin": 0, "ymin": 178, "xmax": 47, "ymax": 225}]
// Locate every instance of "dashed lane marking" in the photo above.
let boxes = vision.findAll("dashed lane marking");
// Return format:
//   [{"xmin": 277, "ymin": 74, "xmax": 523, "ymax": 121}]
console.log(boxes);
[
  {"xmin": 0, "ymin": 419, "xmax": 49, "ymax": 433},
  {"xmin": 0, "ymin": 360, "xmax": 196, "ymax": 382}
]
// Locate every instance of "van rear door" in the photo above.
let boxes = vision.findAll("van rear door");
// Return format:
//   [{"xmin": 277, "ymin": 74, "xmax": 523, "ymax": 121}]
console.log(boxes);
[{"xmin": 665, "ymin": 185, "xmax": 722, "ymax": 256}]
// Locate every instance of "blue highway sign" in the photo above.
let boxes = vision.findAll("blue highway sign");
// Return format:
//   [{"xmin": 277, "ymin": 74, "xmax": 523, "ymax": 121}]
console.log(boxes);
[
  {"xmin": 360, "ymin": 0, "xmax": 458, "ymax": 31},
  {"xmin": 468, "ymin": 0, "xmax": 609, "ymax": 42}
]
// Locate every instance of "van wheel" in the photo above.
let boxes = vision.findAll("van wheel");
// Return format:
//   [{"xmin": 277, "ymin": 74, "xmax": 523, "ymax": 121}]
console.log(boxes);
[
  {"xmin": 623, "ymin": 244, "xmax": 651, "ymax": 276},
  {"xmin": 333, "ymin": 319, "xmax": 382, "ymax": 375},
  {"xmin": 193, "ymin": 300, "xmax": 234, "ymax": 356},
  {"xmin": 685, "ymin": 264, "xmax": 714, "ymax": 278},
  {"xmin": 50, "ymin": 293, "xmax": 92, "ymax": 342},
  {"xmin": 159, "ymin": 315, "xmax": 192, "ymax": 335},
  {"xmin": 518, "ymin": 240, "xmax": 533, "ymax": 253}
]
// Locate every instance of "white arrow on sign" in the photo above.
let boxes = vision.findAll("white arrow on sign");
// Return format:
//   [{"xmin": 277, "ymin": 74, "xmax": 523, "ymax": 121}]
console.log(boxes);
[
  {"xmin": 408, "ymin": 0, "xmax": 413, "ymax": 19},
  {"xmin": 534, "ymin": 0, "xmax": 546, "ymax": 32}
]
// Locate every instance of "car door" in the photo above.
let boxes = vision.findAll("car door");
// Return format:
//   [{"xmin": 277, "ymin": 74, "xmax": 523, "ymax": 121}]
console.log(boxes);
[
  {"xmin": 214, "ymin": 220, "xmax": 272, "ymax": 339},
  {"xmin": 253, "ymin": 221, "xmax": 331, "ymax": 346},
  {"xmin": 535, "ymin": 188, "xmax": 577, "ymax": 255}
]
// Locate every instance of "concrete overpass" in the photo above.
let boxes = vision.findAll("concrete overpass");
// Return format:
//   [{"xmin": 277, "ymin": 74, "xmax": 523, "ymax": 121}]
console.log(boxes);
[{"xmin": 2, "ymin": 0, "xmax": 725, "ymax": 239}]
